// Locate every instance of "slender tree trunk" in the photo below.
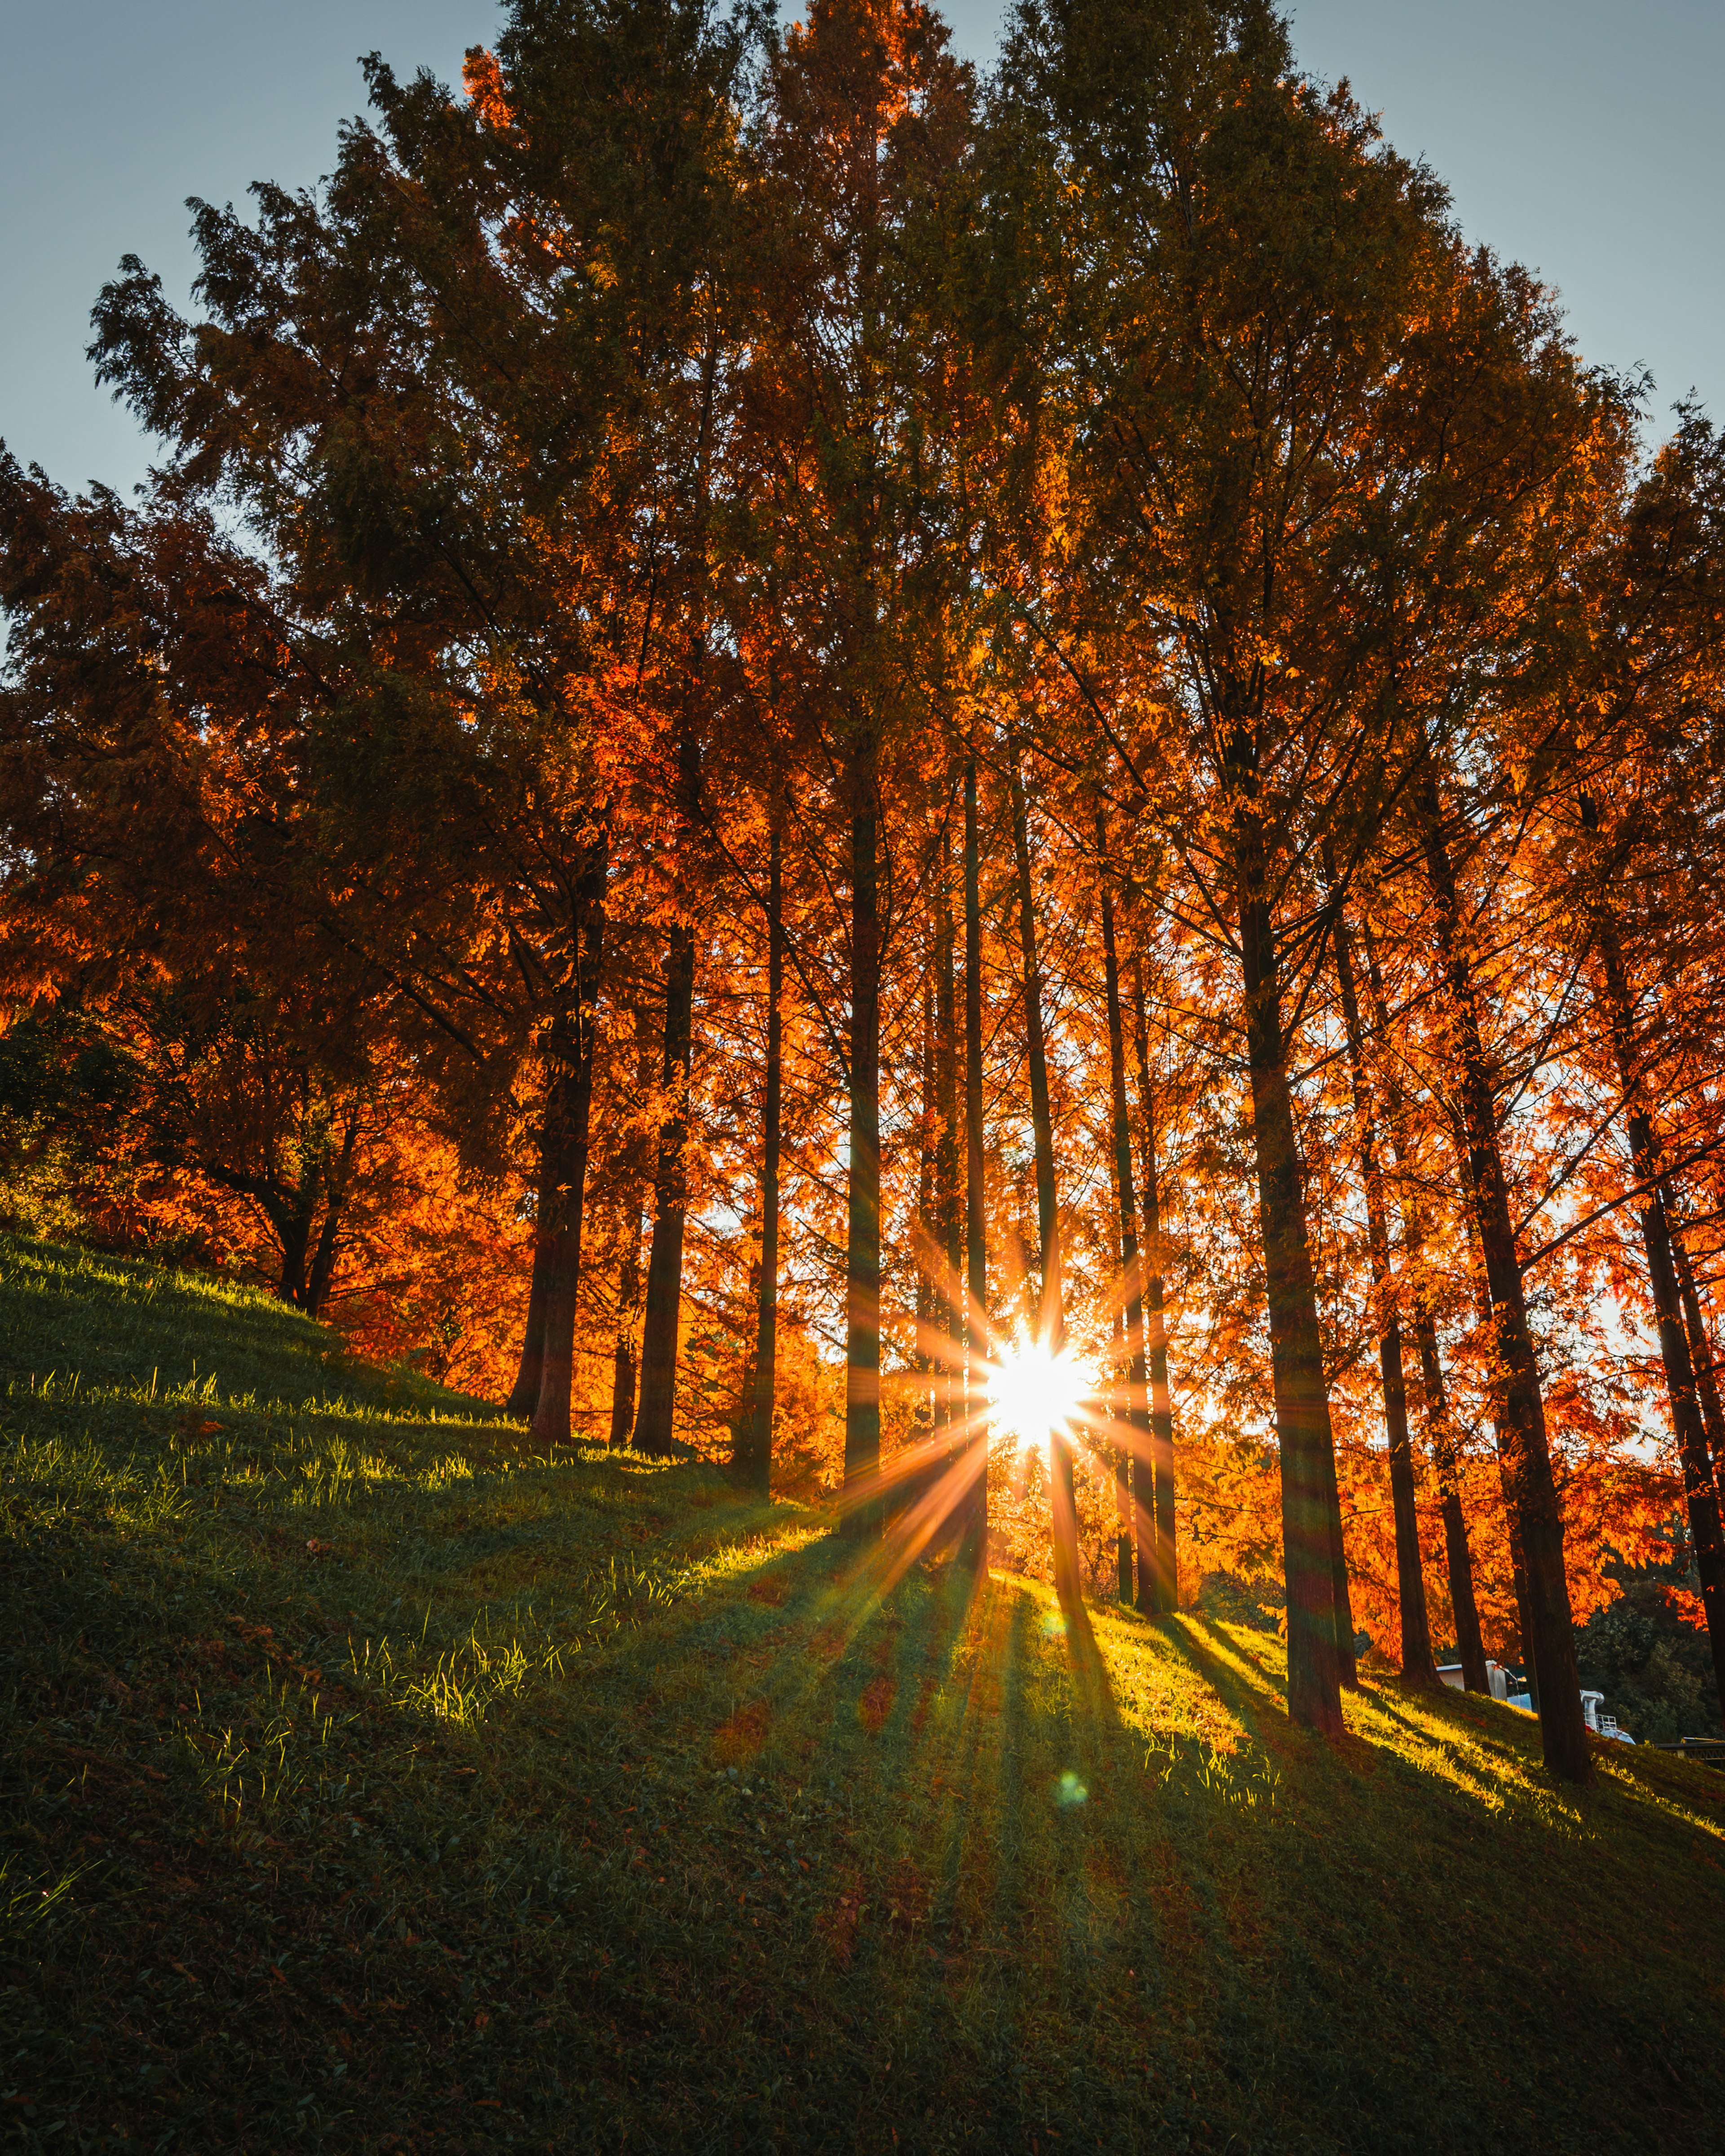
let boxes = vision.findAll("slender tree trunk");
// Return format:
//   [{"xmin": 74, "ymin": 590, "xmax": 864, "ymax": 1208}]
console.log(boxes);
[
  {"xmin": 1414, "ymin": 1302, "xmax": 1491, "ymax": 1691},
  {"xmin": 1591, "ymin": 899, "xmax": 1725, "ymax": 1718},
  {"xmin": 1008, "ymin": 729, "xmax": 1076, "ymax": 1605},
  {"xmin": 935, "ymin": 843, "xmax": 961, "ymax": 1375},
  {"xmin": 844, "ymin": 731, "xmax": 882, "ymax": 1537},
  {"xmin": 1447, "ymin": 1109, "xmax": 1540, "ymax": 1705},
  {"xmin": 911, "ymin": 970, "xmax": 938, "ymax": 1515},
  {"xmin": 1670, "ymin": 1210, "xmax": 1725, "ymax": 1489},
  {"xmin": 1358, "ymin": 910, "xmax": 1489, "ymax": 1688},
  {"xmin": 1130, "ymin": 951, "xmax": 1177, "ymax": 1616},
  {"xmin": 608, "ymin": 1206, "xmax": 643, "ymax": 1448},
  {"xmin": 1287, "ymin": 1109, "xmax": 1358, "ymax": 1689},
  {"xmin": 632, "ymin": 700, "xmax": 701, "ymax": 1459},
  {"xmin": 528, "ymin": 1040, "xmax": 597, "ymax": 1445},
  {"xmin": 935, "ymin": 837, "xmax": 962, "ymax": 1540},
  {"xmin": 1416, "ymin": 762, "xmax": 1587, "ymax": 1780},
  {"xmin": 1097, "ymin": 813, "xmax": 1155, "ymax": 1608},
  {"xmin": 635, "ymin": 319, "xmax": 713, "ymax": 1452},
  {"xmin": 528, "ymin": 1049, "xmax": 596, "ymax": 1445},
  {"xmin": 529, "ymin": 838, "xmax": 608, "ymax": 1448},
  {"xmin": 960, "ymin": 747, "xmax": 989, "ymax": 1573},
  {"xmin": 1331, "ymin": 887, "xmax": 1438, "ymax": 1684},
  {"xmin": 736, "ymin": 821, "xmax": 784, "ymax": 1497},
  {"xmin": 506, "ymin": 1149, "xmax": 555, "ymax": 1419},
  {"xmin": 632, "ymin": 909, "xmax": 696, "ymax": 1456},
  {"xmin": 1111, "ymin": 1305, "xmax": 1132, "ymax": 1603},
  {"xmin": 1319, "ymin": 1377, "xmax": 1361, "ymax": 1691},
  {"xmin": 1231, "ymin": 800, "xmax": 1346, "ymax": 1733}
]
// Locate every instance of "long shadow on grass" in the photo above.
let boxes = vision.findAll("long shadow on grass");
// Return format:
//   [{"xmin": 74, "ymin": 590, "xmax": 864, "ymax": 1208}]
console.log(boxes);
[
  {"xmin": 1154, "ymin": 1614, "xmax": 1296, "ymax": 1751},
  {"xmin": 1347, "ymin": 1682, "xmax": 1646, "ymax": 1840}
]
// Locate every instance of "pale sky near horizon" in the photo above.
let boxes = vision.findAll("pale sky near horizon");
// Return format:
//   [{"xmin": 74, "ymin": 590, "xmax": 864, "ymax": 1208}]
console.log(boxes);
[{"xmin": 3, "ymin": 1, "xmax": 1720, "ymax": 497}]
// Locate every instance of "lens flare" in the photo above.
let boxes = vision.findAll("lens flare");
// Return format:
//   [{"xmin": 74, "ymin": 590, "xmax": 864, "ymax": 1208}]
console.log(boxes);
[{"xmin": 987, "ymin": 1336, "xmax": 1089, "ymax": 1449}]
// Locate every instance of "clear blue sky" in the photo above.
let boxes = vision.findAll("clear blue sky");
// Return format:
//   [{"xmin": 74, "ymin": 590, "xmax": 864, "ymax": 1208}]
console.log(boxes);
[{"xmin": 4, "ymin": 1, "xmax": 1720, "ymax": 495}]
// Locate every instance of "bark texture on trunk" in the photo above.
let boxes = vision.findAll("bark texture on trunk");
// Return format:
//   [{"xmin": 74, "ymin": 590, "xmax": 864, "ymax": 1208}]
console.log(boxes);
[
  {"xmin": 913, "ymin": 973, "xmax": 938, "ymax": 1498},
  {"xmin": 607, "ymin": 1207, "xmax": 642, "ymax": 1448},
  {"xmin": 1331, "ymin": 888, "xmax": 1438, "ymax": 1683},
  {"xmin": 1234, "ymin": 804, "xmax": 1345, "ymax": 1734},
  {"xmin": 633, "ymin": 703, "xmax": 702, "ymax": 1458},
  {"xmin": 936, "ymin": 843, "xmax": 962, "ymax": 1467},
  {"xmin": 1131, "ymin": 952, "xmax": 1177, "ymax": 1615},
  {"xmin": 1008, "ymin": 729, "xmax": 1076, "ymax": 1606},
  {"xmin": 960, "ymin": 748, "xmax": 989, "ymax": 1573},
  {"xmin": 1097, "ymin": 815, "xmax": 1155, "ymax": 1609},
  {"xmin": 843, "ymin": 734, "xmax": 882, "ymax": 1537},
  {"xmin": 1320, "ymin": 1392, "xmax": 1360, "ymax": 1691},
  {"xmin": 1418, "ymin": 765, "xmax": 1588, "ymax": 1780},
  {"xmin": 1114, "ymin": 1303, "xmax": 1133, "ymax": 1604},
  {"xmin": 736, "ymin": 822, "xmax": 784, "ymax": 1497},
  {"xmin": 506, "ymin": 1145, "xmax": 555, "ymax": 1420},
  {"xmin": 529, "ymin": 847, "xmax": 608, "ymax": 1448},
  {"xmin": 632, "ymin": 909, "xmax": 696, "ymax": 1456},
  {"xmin": 1418, "ymin": 1306, "xmax": 1491, "ymax": 1691}
]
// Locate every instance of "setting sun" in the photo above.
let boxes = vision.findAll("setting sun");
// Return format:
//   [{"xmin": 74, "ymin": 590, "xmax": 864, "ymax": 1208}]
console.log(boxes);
[{"xmin": 987, "ymin": 1336, "xmax": 1091, "ymax": 1449}]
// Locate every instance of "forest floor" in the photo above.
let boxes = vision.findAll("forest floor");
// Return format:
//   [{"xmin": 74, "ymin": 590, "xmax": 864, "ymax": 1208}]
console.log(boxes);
[{"xmin": 2, "ymin": 1234, "xmax": 1723, "ymax": 2155}]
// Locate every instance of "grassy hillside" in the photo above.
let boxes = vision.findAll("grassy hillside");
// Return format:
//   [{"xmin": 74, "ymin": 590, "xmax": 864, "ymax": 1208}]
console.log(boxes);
[{"xmin": 2, "ymin": 1235, "xmax": 1722, "ymax": 2154}]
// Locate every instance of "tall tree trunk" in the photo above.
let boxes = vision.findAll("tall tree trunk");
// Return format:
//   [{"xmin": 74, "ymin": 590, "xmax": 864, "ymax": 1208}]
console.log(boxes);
[
  {"xmin": 960, "ymin": 746, "xmax": 989, "ymax": 1573},
  {"xmin": 1097, "ymin": 811, "xmax": 1155, "ymax": 1609},
  {"xmin": 1590, "ymin": 892, "xmax": 1725, "ymax": 1719},
  {"xmin": 736, "ymin": 821, "xmax": 784, "ymax": 1497},
  {"xmin": 632, "ymin": 914, "xmax": 696, "ymax": 1456},
  {"xmin": 1109, "ymin": 1304, "xmax": 1132, "ymax": 1602},
  {"xmin": 608, "ymin": 1206, "xmax": 643, "ymax": 1448},
  {"xmin": 936, "ymin": 841, "xmax": 961, "ymax": 1386},
  {"xmin": 1411, "ymin": 1298, "xmax": 1491, "ymax": 1691},
  {"xmin": 1008, "ymin": 728, "xmax": 1076, "ymax": 1606},
  {"xmin": 1330, "ymin": 884, "xmax": 1438, "ymax": 1684},
  {"xmin": 1318, "ymin": 1348, "xmax": 1361, "ymax": 1692},
  {"xmin": 843, "ymin": 730, "xmax": 882, "ymax": 1537},
  {"xmin": 633, "ymin": 707, "xmax": 703, "ymax": 1458},
  {"xmin": 912, "ymin": 969, "xmax": 938, "ymax": 1505},
  {"xmin": 1670, "ymin": 1208, "xmax": 1725, "ymax": 1488},
  {"xmin": 1231, "ymin": 799, "xmax": 1347, "ymax": 1733},
  {"xmin": 934, "ymin": 835, "xmax": 962, "ymax": 1541},
  {"xmin": 1130, "ymin": 951, "xmax": 1177, "ymax": 1616},
  {"xmin": 635, "ymin": 320, "xmax": 715, "ymax": 1458},
  {"xmin": 1447, "ymin": 1106, "xmax": 1540, "ymax": 1705},
  {"xmin": 1358, "ymin": 910, "xmax": 1489, "ymax": 1689},
  {"xmin": 1416, "ymin": 762, "xmax": 1588, "ymax": 1780},
  {"xmin": 530, "ymin": 838, "xmax": 608, "ymax": 1447},
  {"xmin": 506, "ymin": 1145, "xmax": 556, "ymax": 1418}
]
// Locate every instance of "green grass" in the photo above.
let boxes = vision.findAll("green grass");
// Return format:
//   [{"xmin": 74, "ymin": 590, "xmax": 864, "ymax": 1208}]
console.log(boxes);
[{"xmin": 2, "ymin": 1233, "xmax": 1723, "ymax": 2154}]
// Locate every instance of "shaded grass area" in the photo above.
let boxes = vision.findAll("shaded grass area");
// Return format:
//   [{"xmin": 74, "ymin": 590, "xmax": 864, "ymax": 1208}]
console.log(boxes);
[{"xmin": 2, "ymin": 1233, "xmax": 1723, "ymax": 2153}]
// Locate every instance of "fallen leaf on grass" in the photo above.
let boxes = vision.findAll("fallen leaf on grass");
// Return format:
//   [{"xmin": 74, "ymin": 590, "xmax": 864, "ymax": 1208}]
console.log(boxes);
[
  {"xmin": 712, "ymin": 1700, "xmax": 770, "ymax": 1767},
  {"xmin": 817, "ymin": 1868, "xmax": 867, "ymax": 1967},
  {"xmin": 858, "ymin": 1677, "xmax": 895, "ymax": 1734}
]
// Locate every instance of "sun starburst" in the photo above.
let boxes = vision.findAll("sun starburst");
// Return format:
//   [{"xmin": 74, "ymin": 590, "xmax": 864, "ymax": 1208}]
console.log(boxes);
[{"xmin": 987, "ymin": 1335, "xmax": 1091, "ymax": 1449}]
